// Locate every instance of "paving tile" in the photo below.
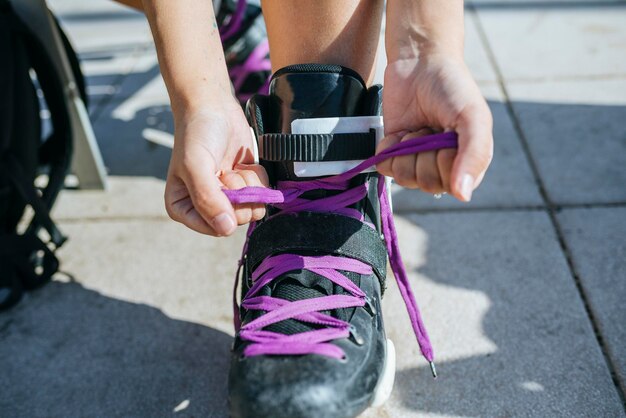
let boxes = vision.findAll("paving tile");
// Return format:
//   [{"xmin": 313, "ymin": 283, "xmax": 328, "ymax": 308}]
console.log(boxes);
[
  {"xmin": 507, "ymin": 79, "xmax": 626, "ymax": 204},
  {"xmin": 54, "ymin": 220, "xmax": 246, "ymax": 332},
  {"xmin": 475, "ymin": 4, "xmax": 626, "ymax": 80},
  {"xmin": 362, "ymin": 211, "xmax": 623, "ymax": 417},
  {"xmin": 0, "ymin": 219, "xmax": 246, "ymax": 417},
  {"xmin": 464, "ymin": 10, "xmax": 498, "ymax": 83},
  {"xmin": 90, "ymin": 94, "xmax": 173, "ymax": 179},
  {"xmin": 558, "ymin": 207, "xmax": 626, "ymax": 397},
  {"xmin": 470, "ymin": 0, "xmax": 626, "ymax": 7},
  {"xmin": 391, "ymin": 84, "xmax": 543, "ymax": 211},
  {"xmin": 53, "ymin": 176, "xmax": 168, "ymax": 220}
]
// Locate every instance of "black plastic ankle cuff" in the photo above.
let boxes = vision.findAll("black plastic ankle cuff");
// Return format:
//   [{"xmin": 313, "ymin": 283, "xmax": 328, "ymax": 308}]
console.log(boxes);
[{"xmin": 259, "ymin": 131, "xmax": 376, "ymax": 162}]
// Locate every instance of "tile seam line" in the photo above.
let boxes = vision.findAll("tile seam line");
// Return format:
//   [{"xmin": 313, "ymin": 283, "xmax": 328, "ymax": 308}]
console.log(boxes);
[
  {"xmin": 503, "ymin": 73, "xmax": 626, "ymax": 83},
  {"xmin": 394, "ymin": 201, "xmax": 626, "ymax": 214},
  {"xmin": 469, "ymin": 6, "xmax": 626, "ymax": 407}
]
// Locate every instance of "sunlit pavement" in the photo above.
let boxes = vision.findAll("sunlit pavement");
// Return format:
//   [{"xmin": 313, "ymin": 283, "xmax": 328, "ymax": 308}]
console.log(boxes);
[{"xmin": 1, "ymin": 1, "xmax": 625, "ymax": 416}]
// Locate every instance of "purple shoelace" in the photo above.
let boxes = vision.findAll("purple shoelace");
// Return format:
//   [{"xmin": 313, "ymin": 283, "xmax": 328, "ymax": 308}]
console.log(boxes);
[
  {"xmin": 224, "ymin": 131, "xmax": 458, "ymax": 371},
  {"xmin": 219, "ymin": 0, "xmax": 272, "ymax": 102}
]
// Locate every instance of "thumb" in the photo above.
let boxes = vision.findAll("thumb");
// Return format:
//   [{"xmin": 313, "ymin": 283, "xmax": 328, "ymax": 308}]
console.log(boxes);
[
  {"xmin": 184, "ymin": 152, "xmax": 237, "ymax": 236},
  {"xmin": 450, "ymin": 102, "xmax": 493, "ymax": 202}
]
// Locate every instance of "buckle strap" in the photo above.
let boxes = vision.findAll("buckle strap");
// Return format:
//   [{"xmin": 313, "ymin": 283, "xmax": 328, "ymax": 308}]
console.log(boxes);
[{"xmin": 259, "ymin": 131, "xmax": 376, "ymax": 162}]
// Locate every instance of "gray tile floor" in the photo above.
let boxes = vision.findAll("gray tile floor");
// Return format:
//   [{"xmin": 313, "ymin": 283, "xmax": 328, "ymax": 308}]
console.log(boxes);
[{"xmin": 1, "ymin": 1, "xmax": 625, "ymax": 417}]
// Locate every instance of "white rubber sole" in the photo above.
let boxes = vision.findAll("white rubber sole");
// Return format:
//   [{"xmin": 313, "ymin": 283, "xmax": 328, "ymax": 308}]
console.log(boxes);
[{"xmin": 370, "ymin": 338, "xmax": 396, "ymax": 407}]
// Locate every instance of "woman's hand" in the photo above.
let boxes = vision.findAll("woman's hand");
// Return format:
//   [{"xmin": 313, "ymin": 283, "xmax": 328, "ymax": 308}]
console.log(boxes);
[
  {"xmin": 377, "ymin": 53, "xmax": 493, "ymax": 202},
  {"xmin": 164, "ymin": 102, "xmax": 268, "ymax": 236}
]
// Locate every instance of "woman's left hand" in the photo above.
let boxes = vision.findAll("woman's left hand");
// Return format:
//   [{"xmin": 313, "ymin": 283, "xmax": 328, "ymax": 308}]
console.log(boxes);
[{"xmin": 377, "ymin": 53, "xmax": 493, "ymax": 202}]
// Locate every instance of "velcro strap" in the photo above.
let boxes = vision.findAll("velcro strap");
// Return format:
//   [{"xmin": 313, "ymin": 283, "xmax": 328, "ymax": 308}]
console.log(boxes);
[
  {"xmin": 259, "ymin": 131, "xmax": 376, "ymax": 162},
  {"xmin": 246, "ymin": 212, "xmax": 387, "ymax": 282}
]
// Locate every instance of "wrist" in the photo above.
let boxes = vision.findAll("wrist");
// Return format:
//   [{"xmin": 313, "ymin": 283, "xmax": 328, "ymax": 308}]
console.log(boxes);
[
  {"xmin": 171, "ymin": 87, "xmax": 240, "ymax": 123},
  {"xmin": 386, "ymin": 47, "xmax": 467, "ymax": 74},
  {"xmin": 385, "ymin": 0, "xmax": 464, "ymax": 61},
  {"xmin": 386, "ymin": 29, "xmax": 464, "ymax": 62}
]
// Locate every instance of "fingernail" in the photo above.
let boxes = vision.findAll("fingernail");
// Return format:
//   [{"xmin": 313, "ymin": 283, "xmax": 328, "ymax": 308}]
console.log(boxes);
[
  {"xmin": 459, "ymin": 174, "xmax": 474, "ymax": 202},
  {"xmin": 213, "ymin": 213, "xmax": 236, "ymax": 235}
]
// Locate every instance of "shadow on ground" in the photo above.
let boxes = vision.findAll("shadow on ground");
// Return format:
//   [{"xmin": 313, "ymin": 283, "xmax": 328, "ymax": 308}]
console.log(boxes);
[
  {"xmin": 390, "ymin": 212, "xmax": 623, "ymax": 417},
  {"xmin": 0, "ymin": 279, "xmax": 232, "ymax": 418}
]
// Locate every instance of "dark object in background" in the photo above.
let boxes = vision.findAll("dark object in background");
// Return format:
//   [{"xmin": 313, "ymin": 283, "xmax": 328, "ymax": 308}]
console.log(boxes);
[{"xmin": 0, "ymin": 1, "xmax": 85, "ymax": 311}]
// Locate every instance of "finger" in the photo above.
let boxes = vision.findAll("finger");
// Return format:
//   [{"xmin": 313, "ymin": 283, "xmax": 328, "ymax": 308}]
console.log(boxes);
[
  {"xmin": 392, "ymin": 129, "xmax": 434, "ymax": 189},
  {"xmin": 376, "ymin": 130, "xmax": 408, "ymax": 176},
  {"xmin": 436, "ymin": 148, "xmax": 457, "ymax": 193},
  {"xmin": 451, "ymin": 102, "xmax": 494, "ymax": 202},
  {"xmin": 184, "ymin": 154, "xmax": 237, "ymax": 236},
  {"xmin": 391, "ymin": 133, "xmax": 419, "ymax": 188},
  {"xmin": 220, "ymin": 171, "xmax": 253, "ymax": 226},
  {"xmin": 234, "ymin": 167, "xmax": 267, "ymax": 221},
  {"xmin": 235, "ymin": 163, "xmax": 270, "ymax": 187},
  {"xmin": 172, "ymin": 199, "xmax": 217, "ymax": 235},
  {"xmin": 415, "ymin": 150, "xmax": 444, "ymax": 194},
  {"xmin": 164, "ymin": 176, "xmax": 217, "ymax": 235}
]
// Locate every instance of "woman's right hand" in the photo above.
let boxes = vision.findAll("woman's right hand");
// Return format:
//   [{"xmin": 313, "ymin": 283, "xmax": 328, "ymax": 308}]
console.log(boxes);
[{"xmin": 164, "ymin": 102, "xmax": 269, "ymax": 236}]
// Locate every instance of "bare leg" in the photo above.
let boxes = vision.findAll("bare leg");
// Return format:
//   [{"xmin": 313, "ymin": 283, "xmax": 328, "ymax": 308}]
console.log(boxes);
[{"xmin": 262, "ymin": 0, "xmax": 384, "ymax": 84}]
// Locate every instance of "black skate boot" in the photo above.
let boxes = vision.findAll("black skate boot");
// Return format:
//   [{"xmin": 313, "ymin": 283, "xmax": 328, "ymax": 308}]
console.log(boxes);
[{"xmin": 227, "ymin": 64, "xmax": 446, "ymax": 418}]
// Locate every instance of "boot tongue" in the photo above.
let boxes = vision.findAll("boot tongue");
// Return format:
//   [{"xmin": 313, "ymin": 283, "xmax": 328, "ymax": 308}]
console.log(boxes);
[
  {"xmin": 265, "ymin": 272, "xmax": 333, "ymax": 335},
  {"xmin": 270, "ymin": 64, "xmax": 368, "ymax": 133},
  {"xmin": 258, "ymin": 64, "xmax": 368, "ymax": 336}
]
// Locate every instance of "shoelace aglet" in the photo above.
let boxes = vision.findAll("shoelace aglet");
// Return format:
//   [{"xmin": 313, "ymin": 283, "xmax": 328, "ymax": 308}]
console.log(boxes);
[{"xmin": 429, "ymin": 361, "xmax": 437, "ymax": 379}]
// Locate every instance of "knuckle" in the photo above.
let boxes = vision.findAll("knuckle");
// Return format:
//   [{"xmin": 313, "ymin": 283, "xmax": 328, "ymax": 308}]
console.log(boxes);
[
  {"xmin": 376, "ymin": 162, "xmax": 392, "ymax": 176},
  {"xmin": 192, "ymin": 191, "xmax": 215, "ymax": 213},
  {"xmin": 235, "ymin": 209, "xmax": 252, "ymax": 226},
  {"xmin": 224, "ymin": 172, "xmax": 245, "ymax": 189},
  {"xmin": 164, "ymin": 203, "xmax": 178, "ymax": 221},
  {"xmin": 240, "ymin": 170, "xmax": 260, "ymax": 187}
]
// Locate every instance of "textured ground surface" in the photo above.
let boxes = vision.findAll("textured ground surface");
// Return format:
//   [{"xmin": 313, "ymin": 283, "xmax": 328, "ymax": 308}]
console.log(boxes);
[{"xmin": 1, "ymin": 1, "xmax": 625, "ymax": 417}]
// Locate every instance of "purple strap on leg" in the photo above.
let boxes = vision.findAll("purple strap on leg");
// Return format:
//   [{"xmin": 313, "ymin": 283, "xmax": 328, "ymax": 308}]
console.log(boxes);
[
  {"xmin": 219, "ymin": 0, "xmax": 247, "ymax": 42},
  {"xmin": 224, "ymin": 131, "xmax": 458, "ymax": 365},
  {"xmin": 229, "ymin": 39, "xmax": 272, "ymax": 100},
  {"xmin": 219, "ymin": 0, "xmax": 272, "ymax": 101}
]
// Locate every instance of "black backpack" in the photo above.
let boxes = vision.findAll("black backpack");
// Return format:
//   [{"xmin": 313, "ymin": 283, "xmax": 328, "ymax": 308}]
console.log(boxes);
[{"xmin": 0, "ymin": 1, "xmax": 86, "ymax": 311}]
